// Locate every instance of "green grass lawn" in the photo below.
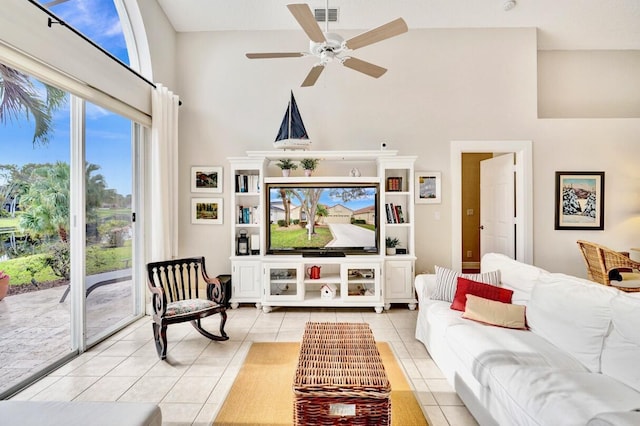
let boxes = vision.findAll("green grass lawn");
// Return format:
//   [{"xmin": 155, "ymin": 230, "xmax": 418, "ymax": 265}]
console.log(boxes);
[
  {"xmin": 0, "ymin": 242, "xmax": 132, "ymax": 286},
  {"xmin": 270, "ymin": 224, "xmax": 333, "ymax": 248}
]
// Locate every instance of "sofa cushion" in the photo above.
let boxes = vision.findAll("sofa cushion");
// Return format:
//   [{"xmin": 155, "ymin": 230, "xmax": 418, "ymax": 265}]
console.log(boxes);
[
  {"xmin": 488, "ymin": 365, "xmax": 640, "ymax": 426},
  {"xmin": 601, "ymin": 293, "xmax": 640, "ymax": 392},
  {"xmin": 526, "ymin": 274, "xmax": 617, "ymax": 372},
  {"xmin": 462, "ymin": 295, "xmax": 526, "ymax": 329},
  {"xmin": 445, "ymin": 318, "xmax": 586, "ymax": 387},
  {"xmin": 450, "ymin": 277, "xmax": 513, "ymax": 311},
  {"xmin": 480, "ymin": 253, "xmax": 549, "ymax": 304},
  {"xmin": 432, "ymin": 265, "xmax": 500, "ymax": 302}
]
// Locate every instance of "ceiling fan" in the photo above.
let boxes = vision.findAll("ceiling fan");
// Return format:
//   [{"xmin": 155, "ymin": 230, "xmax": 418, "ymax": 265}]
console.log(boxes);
[{"xmin": 245, "ymin": 3, "xmax": 408, "ymax": 87}]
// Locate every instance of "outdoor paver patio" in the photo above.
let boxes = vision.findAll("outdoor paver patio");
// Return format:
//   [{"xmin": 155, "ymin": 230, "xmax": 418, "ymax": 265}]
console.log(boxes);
[{"xmin": 0, "ymin": 278, "xmax": 134, "ymax": 395}]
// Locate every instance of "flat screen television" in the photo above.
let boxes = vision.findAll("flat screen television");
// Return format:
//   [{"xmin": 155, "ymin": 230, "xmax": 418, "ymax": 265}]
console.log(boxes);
[{"xmin": 266, "ymin": 182, "xmax": 379, "ymax": 255}]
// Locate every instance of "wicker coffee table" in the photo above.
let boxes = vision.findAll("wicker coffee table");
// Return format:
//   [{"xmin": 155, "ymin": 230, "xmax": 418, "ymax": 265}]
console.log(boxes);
[{"xmin": 293, "ymin": 322, "xmax": 391, "ymax": 425}]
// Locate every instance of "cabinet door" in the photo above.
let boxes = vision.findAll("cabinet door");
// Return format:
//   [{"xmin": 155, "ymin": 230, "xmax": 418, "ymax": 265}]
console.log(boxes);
[
  {"xmin": 342, "ymin": 263, "xmax": 381, "ymax": 302},
  {"xmin": 232, "ymin": 261, "xmax": 261, "ymax": 299},
  {"xmin": 264, "ymin": 264, "xmax": 302, "ymax": 301},
  {"xmin": 385, "ymin": 260, "xmax": 413, "ymax": 300}
]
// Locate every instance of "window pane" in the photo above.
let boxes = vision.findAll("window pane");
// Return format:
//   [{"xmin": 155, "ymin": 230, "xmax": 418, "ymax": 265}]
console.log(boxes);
[
  {"xmin": 39, "ymin": 0, "xmax": 129, "ymax": 65},
  {"xmin": 0, "ymin": 64, "xmax": 73, "ymax": 396},
  {"xmin": 84, "ymin": 101, "xmax": 136, "ymax": 342}
]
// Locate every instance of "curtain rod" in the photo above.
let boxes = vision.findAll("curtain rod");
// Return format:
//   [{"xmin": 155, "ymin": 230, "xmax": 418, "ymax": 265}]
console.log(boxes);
[{"xmin": 26, "ymin": 0, "xmax": 182, "ymax": 106}]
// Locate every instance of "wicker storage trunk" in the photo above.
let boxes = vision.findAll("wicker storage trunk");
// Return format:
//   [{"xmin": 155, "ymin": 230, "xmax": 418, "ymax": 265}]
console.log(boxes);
[{"xmin": 293, "ymin": 322, "xmax": 391, "ymax": 425}]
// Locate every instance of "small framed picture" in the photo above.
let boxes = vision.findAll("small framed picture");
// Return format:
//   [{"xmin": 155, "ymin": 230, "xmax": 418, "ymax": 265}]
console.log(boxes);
[
  {"xmin": 191, "ymin": 166, "xmax": 223, "ymax": 193},
  {"xmin": 191, "ymin": 198, "xmax": 223, "ymax": 225},
  {"xmin": 415, "ymin": 172, "xmax": 441, "ymax": 204},
  {"xmin": 555, "ymin": 171, "xmax": 604, "ymax": 230}
]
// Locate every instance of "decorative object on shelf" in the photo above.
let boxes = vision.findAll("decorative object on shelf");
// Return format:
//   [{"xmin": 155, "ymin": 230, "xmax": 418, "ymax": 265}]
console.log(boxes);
[
  {"xmin": 321, "ymin": 283, "xmax": 337, "ymax": 299},
  {"xmin": 275, "ymin": 158, "xmax": 298, "ymax": 177},
  {"xmin": 245, "ymin": 4, "xmax": 408, "ymax": 87},
  {"xmin": 307, "ymin": 265, "xmax": 322, "ymax": 279},
  {"xmin": 386, "ymin": 237, "xmax": 400, "ymax": 255},
  {"xmin": 386, "ymin": 176, "xmax": 402, "ymax": 192},
  {"xmin": 273, "ymin": 91, "xmax": 311, "ymax": 150},
  {"xmin": 191, "ymin": 198, "xmax": 223, "ymax": 224},
  {"xmin": 555, "ymin": 171, "xmax": 605, "ymax": 230},
  {"xmin": 415, "ymin": 171, "xmax": 442, "ymax": 204},
  {"xmin": 349, "ymin": 167, "xmax": 361, "ymax": 177},
  {"xmin": 191, "ymin": 166, "xmax": 223, "ymax": 193},
  {"xmin": 251, "ymin": 234, "xmax": 260, "ymax": 255},
  {"xmin": 300, "ymin": 158, "xmax": 318, "ymax": 176},
  {"xmin": 0, "ymin": 271, "xmax": 9, "ymax": 301},
  {"xmin": 237, "ymin": 229, "xmax": 249, "ymax": 255}
]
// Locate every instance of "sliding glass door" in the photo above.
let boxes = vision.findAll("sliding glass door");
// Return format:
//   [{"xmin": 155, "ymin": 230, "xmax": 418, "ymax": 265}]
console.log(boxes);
[
  {"xmin": 84, "ymin": 101, "xmax": 138, "ymax": 344},
  {"xmin": 0, "ymin": 65, "xmax": 143, "ymax": 397}
]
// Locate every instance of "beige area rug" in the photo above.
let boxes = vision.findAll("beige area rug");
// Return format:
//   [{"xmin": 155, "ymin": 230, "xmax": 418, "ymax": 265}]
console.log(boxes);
[{"xmin": 214, "ymin": 342, "xmax": 428, "ymax": 425}]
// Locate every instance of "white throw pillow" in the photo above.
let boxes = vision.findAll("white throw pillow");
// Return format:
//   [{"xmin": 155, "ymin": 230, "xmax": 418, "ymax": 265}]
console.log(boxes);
[{"xmin": 431, "ymin": 266, "xmax": 500, "ymax": 302}]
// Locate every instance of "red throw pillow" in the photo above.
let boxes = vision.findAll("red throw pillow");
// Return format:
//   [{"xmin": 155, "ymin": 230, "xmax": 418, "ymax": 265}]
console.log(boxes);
[{"xmin": 450, "ymin": 277, "xmax": 513, "ymax": 311}]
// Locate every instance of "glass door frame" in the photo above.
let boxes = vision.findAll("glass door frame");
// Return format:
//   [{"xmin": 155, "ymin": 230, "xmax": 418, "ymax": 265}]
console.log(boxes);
[{"xmin": 69, "ymin": 95, "xmax": 145, "ymax": 352}]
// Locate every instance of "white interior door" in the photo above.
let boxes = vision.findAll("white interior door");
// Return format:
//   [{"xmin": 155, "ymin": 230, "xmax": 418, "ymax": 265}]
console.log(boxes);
[{"xmin": 480, "ymin": 153, "xmax": 515, "ymax": 259}]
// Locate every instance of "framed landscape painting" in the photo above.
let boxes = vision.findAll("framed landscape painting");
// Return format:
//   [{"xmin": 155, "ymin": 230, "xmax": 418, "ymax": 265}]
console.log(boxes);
[
  {"xmin": 555, "ymin": 171, "xmax": 604, "ymax": 230},
  {"xmin": 191, "ymin": 166, "xmax": 223, "ymax": 193},
  {"xmin": 191, "ymin": 198, "xmax": 223, "ymax": 225},
  {"xmin": 415, "ymin": 171, "xmax": 441, "ymax": 204}
]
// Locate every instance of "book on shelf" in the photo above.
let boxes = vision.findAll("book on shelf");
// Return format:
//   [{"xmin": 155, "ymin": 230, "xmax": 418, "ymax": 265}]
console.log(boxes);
[
  {"xmin": 386, "ymin": 176, "xmax": 403, "ymax": 192},
  {"xmin": 385, "ymin": 203, "xmax": 394, "ymax": 224},
  {"xmin": 395, "ymin": 205, "xmax": 405, "ymax": 223},
  {"xmin": 237, "ymin": 205, "xmax": 259, "ymax": 224},
  {"xmin": 385, "ymin": 203, "xmax": 405, "ymax": 224},
  {"xmin": 235, "ymin": 174, "xmax": 259, "ymax": 193}
]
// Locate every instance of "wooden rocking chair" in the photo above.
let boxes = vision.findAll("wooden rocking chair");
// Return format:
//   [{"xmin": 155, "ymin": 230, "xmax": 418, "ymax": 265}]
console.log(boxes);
[{"xmin": 146, "ymin": 257, "xmax": 228, "ymax": 360}]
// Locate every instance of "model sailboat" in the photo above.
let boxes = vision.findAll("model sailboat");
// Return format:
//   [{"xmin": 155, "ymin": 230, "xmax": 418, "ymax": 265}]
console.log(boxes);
[{"xmin": 274, "ymin": 91, "xmax": 311, "ymax": 150}]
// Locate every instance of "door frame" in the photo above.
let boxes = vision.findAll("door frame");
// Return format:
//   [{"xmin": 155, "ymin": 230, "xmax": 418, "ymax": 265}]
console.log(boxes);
[{"xmin": 450, "ymin": 140, "xmax": 533, "ymax": 271}]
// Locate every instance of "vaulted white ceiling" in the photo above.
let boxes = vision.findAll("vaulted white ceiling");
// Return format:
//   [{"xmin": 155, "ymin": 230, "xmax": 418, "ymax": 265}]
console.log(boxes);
[{"xmin": 156, "ymin": 0, "xmax": 640, "ymax": 50}]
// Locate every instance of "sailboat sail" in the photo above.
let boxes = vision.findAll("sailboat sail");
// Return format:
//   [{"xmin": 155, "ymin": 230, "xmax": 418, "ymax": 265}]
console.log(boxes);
[{"xmin": 274, "ymin": 91, "xmax": 311, "ymax": 150}]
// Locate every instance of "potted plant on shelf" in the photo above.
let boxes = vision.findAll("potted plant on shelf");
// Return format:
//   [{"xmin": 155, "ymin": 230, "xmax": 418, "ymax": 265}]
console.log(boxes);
[
  {"xmin": 385, "ymin": 237, "xmax": 400, "ymax": 256},
  {"xmin": 300, "ymin": 158, "xmax": 318, "ymax": 177},
  {"xmin": 275, "ymin": 158, "xmax": 298, "ymax": 177},
  {"xmin": 0, "ymin": 271, "xmax": 10, "ymax": 301}
]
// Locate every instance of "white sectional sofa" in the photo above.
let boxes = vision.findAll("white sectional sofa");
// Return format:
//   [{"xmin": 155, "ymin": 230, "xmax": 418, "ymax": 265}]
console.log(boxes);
[{"xmin": 415, "ymin": 253, "xmax": 640, "ymax": 426}]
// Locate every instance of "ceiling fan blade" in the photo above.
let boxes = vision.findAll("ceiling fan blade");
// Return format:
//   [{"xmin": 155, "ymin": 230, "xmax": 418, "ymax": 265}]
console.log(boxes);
[
  {"xmin": 246, "ymin": 52, "xmax": 304, "ymax": 59},
  {"xmin": 344, "ymin": 18, "xmax": 408, "ymax": 50},
  {"xmin": 287, "ymin": 4, "xmax": 326, "ymax": 43},
  {"xmin": 342, "ymin": 57, "xmax": 387, "ymax": 79},
  {"xmin": 301, "ymin": 65, "xmax": 324, "ymax": 87}
]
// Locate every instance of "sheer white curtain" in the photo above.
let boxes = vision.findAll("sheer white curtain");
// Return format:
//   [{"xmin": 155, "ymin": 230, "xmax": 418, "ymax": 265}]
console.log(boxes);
[{"xmin": 150, "ymin": 83, "xmax": 179, "ymax": 261}]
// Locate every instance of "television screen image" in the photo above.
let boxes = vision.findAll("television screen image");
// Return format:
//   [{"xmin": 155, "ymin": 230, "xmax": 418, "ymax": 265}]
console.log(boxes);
[{"xmin": 266, "ymin": 183, "xmax": 379, "ymax": 255}]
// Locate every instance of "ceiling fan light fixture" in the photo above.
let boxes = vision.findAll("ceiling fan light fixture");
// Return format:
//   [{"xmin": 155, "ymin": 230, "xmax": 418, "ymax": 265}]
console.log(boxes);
[{"xmin": 246, "ymin": 3, "xmax": 407, "ymax": 87}]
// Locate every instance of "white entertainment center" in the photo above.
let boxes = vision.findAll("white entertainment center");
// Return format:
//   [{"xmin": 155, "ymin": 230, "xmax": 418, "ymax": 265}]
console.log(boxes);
[{"xmin": 228, "ymin": 150, "xmax": 416, "ymax": 313}]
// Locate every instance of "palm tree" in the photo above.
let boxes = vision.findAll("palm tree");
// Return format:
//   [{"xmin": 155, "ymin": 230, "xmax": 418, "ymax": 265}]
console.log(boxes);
[
  {"xmin": 0, "ymin": 64, "xmax": 66, "ymax": 146},
  {"xmin": 19, "ymin": 162, "xmax": 70, "ymax": 242},
  {"xmin": 18, "ymin": 162, "xmax": 109, "ymax": 242}
]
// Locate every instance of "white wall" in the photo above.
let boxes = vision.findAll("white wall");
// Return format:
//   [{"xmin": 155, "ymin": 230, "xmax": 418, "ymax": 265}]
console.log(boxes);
[
  {"xmin": 136, "ymin": 0, "xmax": 177, "ymax": 89},
  {"xmin": 172, "ymin": 27, "xmax": 640, "ymax": 278}
]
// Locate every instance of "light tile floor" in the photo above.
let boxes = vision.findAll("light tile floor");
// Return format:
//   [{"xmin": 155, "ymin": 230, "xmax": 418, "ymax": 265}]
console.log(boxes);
[{"xmin": 11, "ymin": 306, "xmax": 478, "ymax": 426}]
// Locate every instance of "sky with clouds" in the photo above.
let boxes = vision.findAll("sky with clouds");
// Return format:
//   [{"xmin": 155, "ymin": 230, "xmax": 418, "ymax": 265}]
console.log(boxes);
[{"xmin": 0, "ymin": 0, "xmax": 132, "ymax": 195}]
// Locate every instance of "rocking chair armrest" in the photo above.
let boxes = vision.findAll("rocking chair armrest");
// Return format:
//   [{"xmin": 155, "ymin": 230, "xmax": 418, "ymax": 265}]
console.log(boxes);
[
  {"xmin": 206, "ymin": 277, "xmax": 225, "ymax": 305},
  {"xmin": 148, "ymin": 285, "xmax": 167, "ymax": 315}
]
